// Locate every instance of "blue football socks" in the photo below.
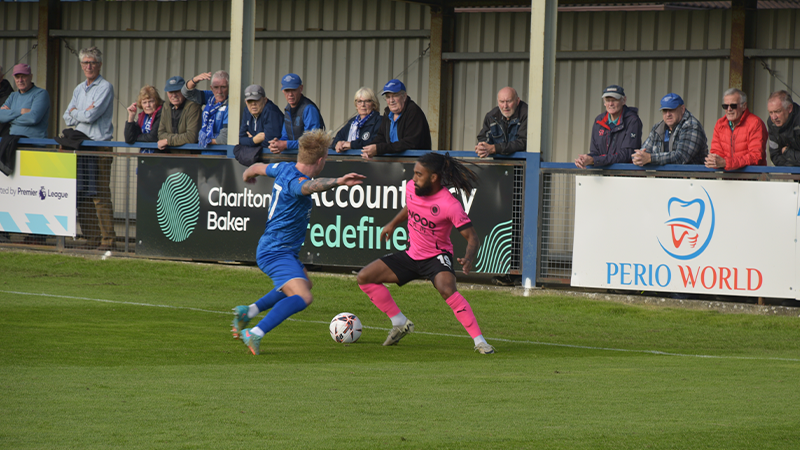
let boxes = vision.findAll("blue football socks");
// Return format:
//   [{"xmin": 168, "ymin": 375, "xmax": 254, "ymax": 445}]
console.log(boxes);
[
  {"xmin": 254, "ymin": 295, "xmax": 308, "ymax": 334},
  {"xmin": 252, "ymin": 288, "xmax": 288, "ymax": 317}
]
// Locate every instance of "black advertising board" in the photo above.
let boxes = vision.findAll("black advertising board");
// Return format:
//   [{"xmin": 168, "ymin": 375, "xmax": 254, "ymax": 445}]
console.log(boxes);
[{"xmin": 136, "ymin": 157, "xmax": 515, "ymax": 274}]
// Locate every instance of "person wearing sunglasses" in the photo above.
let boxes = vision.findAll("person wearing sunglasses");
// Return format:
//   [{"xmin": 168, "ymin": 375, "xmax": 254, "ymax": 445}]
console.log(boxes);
[
  {"xmin": 705, "ymin": 88, "xmax": 767, "ymax": 170},
  {"xmin": 632, "ymin": 93, "xmax": 707, "ymax": 166}
]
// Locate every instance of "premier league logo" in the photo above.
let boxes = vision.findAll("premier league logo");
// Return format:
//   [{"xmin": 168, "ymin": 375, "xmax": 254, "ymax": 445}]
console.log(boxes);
[{"xmin": 657, "ymin": 187, "xmax": 715, "ymax": 260}]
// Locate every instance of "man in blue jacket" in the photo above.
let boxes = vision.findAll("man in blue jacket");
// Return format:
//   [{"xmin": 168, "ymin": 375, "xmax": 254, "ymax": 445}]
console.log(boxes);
[
  {"xmin": 574, "ymin": 85, "xmax": 642, "ymax": 168},
  {"xmin": 0, "ymin": 64, "xmax": 50, "ymax": 138},
  {"xmin": 268, "ymin": 73, "xmax": 325, "ymax": 154},
  {"xmin": 239, "ymin": 84, "xmax": 283, "ymax": 154}
]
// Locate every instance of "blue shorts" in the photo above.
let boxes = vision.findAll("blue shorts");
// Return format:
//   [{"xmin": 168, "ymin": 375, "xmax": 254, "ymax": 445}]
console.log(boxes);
[{"xmin": 257, "ymin": 249, "xmax": 307, "ymax": 291}]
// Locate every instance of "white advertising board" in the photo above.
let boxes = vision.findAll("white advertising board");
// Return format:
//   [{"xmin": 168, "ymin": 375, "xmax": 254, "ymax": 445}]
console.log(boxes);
[
  {"xmin": 0, "ymin": 151, "xmax": 76, "ymax": 237},
  {"xmin": 571, "ymin": 176, "xmax": 797, "ymax": 299}
]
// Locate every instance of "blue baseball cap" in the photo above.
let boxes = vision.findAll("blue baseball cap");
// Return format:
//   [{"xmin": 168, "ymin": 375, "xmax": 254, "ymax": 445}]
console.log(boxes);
[
  {"xmin": 601, "ymin": 85, "xmax": 625, "ymax": 99},
  {"xmin": 281, "ymin": 73, "xmax": 302, "ymax": 90},
  {"xmin": 380, "ymin": 79, "xmax": 406, "ymax": 95},
  {"xmin": 164, "ymin": 75, "xmax": 185, "ymax": 92},
  {"xmin": 660, "ymin": 93, "xmax": 684, "ymax": 110}
]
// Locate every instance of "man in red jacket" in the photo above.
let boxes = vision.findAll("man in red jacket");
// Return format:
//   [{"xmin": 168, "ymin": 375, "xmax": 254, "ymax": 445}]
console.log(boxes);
[{"xmin": 705, "ymin": 88, "xmax": 768, "ymax": 170}]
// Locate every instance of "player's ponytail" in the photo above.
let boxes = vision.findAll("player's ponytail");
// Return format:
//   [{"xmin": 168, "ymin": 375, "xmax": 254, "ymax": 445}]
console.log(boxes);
[{"xmin": 417, "ymin": 152, "xmax": 479, "ymax": 194}]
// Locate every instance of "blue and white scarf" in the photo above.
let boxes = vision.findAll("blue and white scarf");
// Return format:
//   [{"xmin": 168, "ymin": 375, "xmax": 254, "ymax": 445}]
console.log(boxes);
[
  {"xmin": 198, "ymin": 96, "xmax": 225, "ymax": 147},
  {"xmin": 347, "ymin": 111, "xmax": 375, "ymax": 142}
]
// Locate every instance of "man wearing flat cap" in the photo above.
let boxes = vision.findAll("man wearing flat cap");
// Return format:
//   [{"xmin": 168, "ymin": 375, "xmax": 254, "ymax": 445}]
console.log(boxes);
[
  {"xmin": 157, "ymin": 75, "xmax": 202, "ymax": 153},
  {"xmin": 268, "ymin": 73, "xmax": 325, "ymax": 154},
  {"xmin": 239, "ymin": 84, "xmax": 283, "ymax": 153},
  {"xmin": 575, "ymin": 84, "xmax": 642, "ymax": 168},
  {"xmin": 361, "ymin": 79, "xmax": 432, "ymax": 159},
  {"xmin": 632, "ymin": 93, "xmax": 707, "ymax": 166},
  {"xmin": 0, "ymin": 64, "xmax": 50, "ymax": 138}
]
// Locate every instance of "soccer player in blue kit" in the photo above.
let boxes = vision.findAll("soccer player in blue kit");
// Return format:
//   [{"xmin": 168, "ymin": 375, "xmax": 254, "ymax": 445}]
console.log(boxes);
[{"xmin": 231, "ymin": 129, "xmax": 365, "ymax": 355}]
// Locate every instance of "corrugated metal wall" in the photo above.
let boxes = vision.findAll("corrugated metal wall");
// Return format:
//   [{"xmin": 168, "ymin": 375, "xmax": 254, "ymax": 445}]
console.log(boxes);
[
  {"xmin": 50, "ymin": 0, "xmax": 430, "ymax": 142},
  {"xmin": 0, "ymin": 2, "xmax": 38, "ymax": 76},
  {"xmin": 553, "ymin": 9, "xmax": 731, "ymax": 163},
  {"xmin": 3, "ymin": 2, "xmax": 799, "ymax": 164},
  {"xmin": 252, "ymin": 0, "xmax": 430, "ymax": 136},
  {"xmin": 450, "ymin": 11, "xmax": 530, "ymax": 152},
  {"xmin": 751, "ymin": 8, "xmax": 800, "ymax": 165}
]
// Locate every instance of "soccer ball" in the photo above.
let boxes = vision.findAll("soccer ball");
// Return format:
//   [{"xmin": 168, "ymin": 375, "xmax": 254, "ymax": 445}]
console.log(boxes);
[{"xmin": 329, "ymin": 312, "xmax": 362, "ymax": 343}]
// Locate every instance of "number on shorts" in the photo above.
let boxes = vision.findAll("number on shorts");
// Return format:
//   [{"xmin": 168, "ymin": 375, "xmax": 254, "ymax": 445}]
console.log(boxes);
[{"xmin": 437, "ymin": 254, "xmax": 452, "ymax": 268}]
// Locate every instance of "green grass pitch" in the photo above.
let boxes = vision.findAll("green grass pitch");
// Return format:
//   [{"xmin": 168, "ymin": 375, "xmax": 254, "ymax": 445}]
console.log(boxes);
[{"xmin": 1, "ymin": 251, "xmax": 799, "ymax": 449}]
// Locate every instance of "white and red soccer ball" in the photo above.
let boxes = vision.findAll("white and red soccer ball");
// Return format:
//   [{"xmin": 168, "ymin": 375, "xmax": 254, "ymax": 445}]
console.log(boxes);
[{"xmin": 329, "ymin": 312, "xmax": 362, "ymax": 343}]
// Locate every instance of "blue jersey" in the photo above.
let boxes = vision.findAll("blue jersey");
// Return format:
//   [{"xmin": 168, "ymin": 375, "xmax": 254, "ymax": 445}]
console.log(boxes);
[{"xmin": 258, "ymin": 162, "xmax": 312, "ymax": 254}]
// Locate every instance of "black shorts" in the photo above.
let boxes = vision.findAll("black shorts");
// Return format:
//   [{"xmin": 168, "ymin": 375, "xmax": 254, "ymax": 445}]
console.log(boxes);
[{"xmin": 380, "ymin": 251, "xmax": 456, "ymax": 286}]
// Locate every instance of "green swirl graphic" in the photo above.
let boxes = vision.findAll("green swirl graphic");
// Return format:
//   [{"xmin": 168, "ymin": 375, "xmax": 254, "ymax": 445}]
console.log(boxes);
[
  {"xmin": 156, "ymin": 172, "xmax": 200, "ymax": 242},
  {"xmin": 474, "ymin": 220, "xmax": 512, "ymax": 274}
]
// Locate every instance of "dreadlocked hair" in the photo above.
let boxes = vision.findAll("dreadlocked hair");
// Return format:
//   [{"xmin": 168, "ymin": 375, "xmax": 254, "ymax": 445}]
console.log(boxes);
[{"xmin": 417, "ymin": 152, "xmax": 479, "ymax": 194}]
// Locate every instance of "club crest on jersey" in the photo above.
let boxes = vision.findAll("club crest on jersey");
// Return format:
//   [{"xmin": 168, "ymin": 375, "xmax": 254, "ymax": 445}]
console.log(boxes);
[
  {"xmin": 430, "ymin": 205, "xmax": 440, "ymax": 216},
  {"xmin": 361, "ymin": 131, "xmax": 370, "ymax": 140}
]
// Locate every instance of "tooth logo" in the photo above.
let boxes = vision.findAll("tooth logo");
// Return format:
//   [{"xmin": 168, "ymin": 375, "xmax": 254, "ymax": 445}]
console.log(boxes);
[{"xmin": 657, "ymin": 187, "xmax": 715, "ymax": 260}]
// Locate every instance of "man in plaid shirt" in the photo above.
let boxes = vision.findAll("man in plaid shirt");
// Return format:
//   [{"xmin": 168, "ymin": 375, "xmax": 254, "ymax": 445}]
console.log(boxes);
[{"xmin": 632, "ymin": 93, "xmax": 708, "ymax": 166}]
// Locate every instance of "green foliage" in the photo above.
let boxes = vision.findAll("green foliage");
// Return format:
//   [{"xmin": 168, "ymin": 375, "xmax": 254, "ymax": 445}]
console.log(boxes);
[{"xmin": 1, "ymin": 251, "xmax": 799, "ymax": 449}]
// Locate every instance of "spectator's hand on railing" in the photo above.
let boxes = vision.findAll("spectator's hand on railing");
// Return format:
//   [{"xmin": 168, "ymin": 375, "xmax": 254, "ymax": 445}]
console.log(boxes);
[
  {"xmin": 574, "ymin": 154, "xmax": 594, "ymax": 169},
  {"xmin": 335, "ymin": 141, "xmax": 351, "ymax": 153},
  {"xmin": 361, "ymin": 144, "xmax": 377, "ymax": 160},
  {"xmin": 268, "ymin": 138, "xmax": 287, "ymax": 154},
  {"xmin": 157, "ymin": 139, "xmax": 169, "ymax": 150},
  {"xmin": 632, "ymin": 149, "xmax": 651, "ymax": 167},
  {"xmin": 704, "ymin": 153, "xmax": 726, "ymax": 169},
  {"xmin": 475, "ymin": 142, "xmax": 496, "ymax": 158}
]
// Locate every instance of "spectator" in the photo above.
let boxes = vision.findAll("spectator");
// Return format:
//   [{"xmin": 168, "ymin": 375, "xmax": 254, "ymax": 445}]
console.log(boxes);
[
  {"xmin": 632, "ymin": 93, "xmax": 707, "ymax": 166},
  {"xmin": 574, "ymin": 85, "xmax": 642, "ymax": 168},
  {"xmin": 268, "ymin": 73, "xmax": 325, "ymax": 154},
  {"xmin": 124, "ymin": 85, "xmax": 163, "ymax": 153},
  {"xmin": 475, "ymin": 86, "xmax": 528, "ymax": 157},
  {"xmin": 183, "ymin": 70, "xmax": 229, "ymax": 154},
  {"xmin": 331, "ymin": 87, "xmax": 382, "ymax": 153},
  {"xmin": 706, "ymin": 88, "xmax": 768, "ymax": 170},
  {"xmin": 361, "ymin": 79, "xmax": 432, "ymax": 159},
  {"xmin": 766, "ymin": 90, "xmax": 800, "ymax": 167},
  {"xmin": 238, "ymin": 84, "xmax": 283, "ymax": 152},
  {"xmin": 0, "ymin": 65, "xmax": 13, "ymax": 108},
  {"xmin": 62, "ymin": 46, "xmax": 116, "ymax": 251},
  {"xmin": 157, "ymin": 76, "xmax": 202, "ymax": 153},
  {"xmin": 0, "ymin": 64, "xmax": 50, "ymax": 138}
]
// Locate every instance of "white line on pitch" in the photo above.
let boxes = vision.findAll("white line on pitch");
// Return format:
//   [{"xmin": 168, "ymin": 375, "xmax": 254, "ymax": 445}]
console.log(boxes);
[{"xmin": 3, "ymin": 289, "xmax": 799, "ymax": 363}]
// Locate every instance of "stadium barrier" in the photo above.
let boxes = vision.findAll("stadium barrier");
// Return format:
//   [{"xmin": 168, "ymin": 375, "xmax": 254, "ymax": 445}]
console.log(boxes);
[
  {"xmin": 1, "ymin": 140, "xmax": 534, "ymax": 278},
  {"xmin": 539, "ymin": 162, "xmax": 800, "ymax": 300}
]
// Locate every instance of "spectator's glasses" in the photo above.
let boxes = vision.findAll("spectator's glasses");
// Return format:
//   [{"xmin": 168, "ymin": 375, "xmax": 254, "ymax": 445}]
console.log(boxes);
[
  {"xmin": 721, "ymin": 103, "xmax": 739, "ymax": 110},
  {"xmin": 356, "ymin": 100, "xmax": 370, "ymax": 105},
  {"xmin": 81, "ymin": 61, "xmax": 100, "ymax": 67}
]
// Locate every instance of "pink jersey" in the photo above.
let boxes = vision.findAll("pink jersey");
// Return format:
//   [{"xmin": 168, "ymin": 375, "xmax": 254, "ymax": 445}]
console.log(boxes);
[{"xmin": 405, "ymin": 179, "xmax": 472, "ymax": 260}]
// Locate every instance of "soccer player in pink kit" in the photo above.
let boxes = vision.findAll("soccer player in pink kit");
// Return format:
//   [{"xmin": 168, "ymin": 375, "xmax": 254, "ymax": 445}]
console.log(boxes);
[{"xmin": 356, "ymin": 152, "xmax": 495, "ymax": 354}]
